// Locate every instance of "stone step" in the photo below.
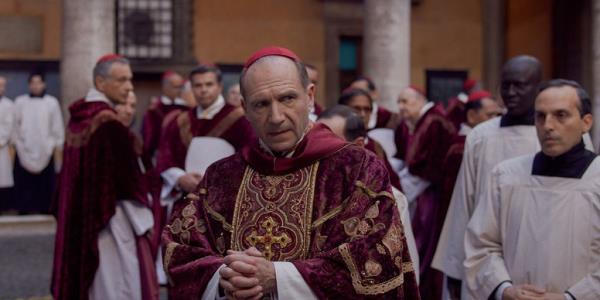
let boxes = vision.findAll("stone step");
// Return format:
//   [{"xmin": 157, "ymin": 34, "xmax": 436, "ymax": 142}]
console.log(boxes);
[{"xmin": 0, "ymin": 215, "xmax": 56, "ymax": 236}]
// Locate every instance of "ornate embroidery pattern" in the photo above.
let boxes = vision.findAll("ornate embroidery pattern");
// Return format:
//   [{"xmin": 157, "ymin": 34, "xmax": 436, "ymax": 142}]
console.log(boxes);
[
  {"xmin": 168, "ymin": 201, "xmax": 206, "ymax": 244},
  {"xmin": 364, "ymin": 258, "xmax": 383, "ymax": 277},
  {"xmin": 246, "ymin": 217, "xmax": 292, "ymax": 260},
  {"xmin": 203, "ymin": 198, "xmax": 232, "ymax": 232},
  {"xmin": 230, "ymin": 163, "xmax": 319, "ymax": 261},
  {"xmin": 382, "ymin": 223, "xmax": 404, "ymax": 258},
  {"xmin": 163, "ymin": 241, "xmax": 178, "ymax": 286},
  {"xmin": 354, "ymin": 181, "xmax": 395, "ymax": 202},
  {"xmin": 339, "ymin": 243, "xmax": 404, "ymax": 295},
  {"xmin": 66, "ymin": 110, "xmax": 117, "ymax": 147},
  {"xmin": 341, "ymin": 200, "xmax": 386, "ymax": 241},
  {"xmin": 177, "ymin": 111, "xmax": 193, "ymax": 147}
]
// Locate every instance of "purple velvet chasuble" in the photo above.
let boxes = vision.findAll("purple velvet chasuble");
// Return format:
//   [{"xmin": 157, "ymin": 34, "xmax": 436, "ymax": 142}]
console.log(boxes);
[{"xmin": 162, "ymin": 123, "xmax": 420, "ymax": 299}]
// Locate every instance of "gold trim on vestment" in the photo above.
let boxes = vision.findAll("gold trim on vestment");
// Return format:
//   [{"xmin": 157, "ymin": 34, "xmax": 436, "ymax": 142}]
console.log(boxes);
[
  {"xmin": 230, "ymin": 163, "xmax": 319, "ymax": 261},
  {"xmin": 206, "ymin": 107, "xmax": 245, "ymax": 137},
  {"xmin": 312, "ymin": 180, "xmax": 394, "ymax": 230},
  {"xmin": 203, "ymin": 198, "xmax": 233, "ymax": 232},
  {"xmin": 354, "ymin": 181, "xmax": 395, "ymax": 201},
  {"xmin": 231, "ymin": 167, "xmax": 252, "ymax": 238},
  {"xmin": 66, "ymin": 110, "xmax": 117, "ymax": 147},
  {"xmin": 163, "ymin": 242, "xmax": 178, "ymax": 286},
  {"xmin": 338, "ymin": 243, "xmax": 404, "ymax": 295},
  {"xmin": 178, "ymin": 106, "xmax": 245, "ymax": 148},
  {"xmin": 177, "ymin": 111, "xmax": 193, "ymax": 147},
  {"xmin": 311, "ymin": 199, "xmax": 347, "ymax": 229}
]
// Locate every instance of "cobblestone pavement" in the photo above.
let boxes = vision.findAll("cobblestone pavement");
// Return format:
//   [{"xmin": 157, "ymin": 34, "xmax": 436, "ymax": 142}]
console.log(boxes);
[
  {"xmin": 0, "ymin": 233, "xmax": 54, "ymax": 299},
  {"xmin": 0, "ymin": 216, "xmax": 167, "ymax": 300}
]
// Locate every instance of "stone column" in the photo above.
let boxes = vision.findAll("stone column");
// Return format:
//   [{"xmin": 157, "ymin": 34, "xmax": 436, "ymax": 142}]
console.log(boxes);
[
  {"xmin": 60, "ymin": 0, "xmax": 115, "ymax": 116},
  {"xmin": 482, "ymin": 0, "xmax": 506, "ymax": 93},
  {"xmin": 363, "ymin": 0, "xmax": 410, "ymax": 111},
  {"xmin": 592, "ymin": 0, "xmax": 600, "ymax": 149}
]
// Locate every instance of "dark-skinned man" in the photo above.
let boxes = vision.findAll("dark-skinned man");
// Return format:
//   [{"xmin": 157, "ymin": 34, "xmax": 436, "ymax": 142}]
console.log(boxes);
[{"xmin": 433, "ymin": 55, "xmax": 544, "ymax": 300}]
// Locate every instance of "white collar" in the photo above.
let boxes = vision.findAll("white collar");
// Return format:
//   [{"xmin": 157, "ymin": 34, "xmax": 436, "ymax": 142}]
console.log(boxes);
[
  {"xmin": 459, "ymin": 123, "xmax": 472, "ymax": 136},
  {"xmin": 85, "ymin": 88, "xmax": 113, "ymax": 107},
  {"xmin": 406, "ymin": 101, "xmax": 435, "ymax": 133},
  {"xmin": 258, "ymin": 123, "xmax": 312, "ymax": 158},
  {"xmin": 196, "ymin": 95, "xmax": 225, "ymax": 120},
  {"xmin": 368, "ymin": 102, "xmax": 379, "ymax": 129},
  {"xmin": 161, "ymin": 95, "xmax": 187, "ymax": 106},
  {"xmin": 418, "ymin": 101, "xmax": 434, "ymax": 119}
]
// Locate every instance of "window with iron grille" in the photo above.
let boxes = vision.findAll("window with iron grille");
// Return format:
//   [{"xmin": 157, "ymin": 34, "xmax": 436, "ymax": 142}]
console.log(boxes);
[
  {"xmin": 116, "ymin": 0, "xmax": 193, "ymax": 69},
  {"xmin": 117, "ymin": 0, "xmax": 173, "ymax": 59}
]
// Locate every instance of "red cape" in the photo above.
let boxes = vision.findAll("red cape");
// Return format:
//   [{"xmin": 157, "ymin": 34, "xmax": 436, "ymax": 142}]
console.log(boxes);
[
  {"xmin": 156, "ymin": 104, "xmax": 256, "ymax": 174},
  {"xmin": 51, "ymin": 99, "xmax": 151, "ymax": 300},
  {"xmin": 241, "ymin": 123, "xmax": 348, "ymax": 175},
  {"xmin": 142, "ymin": 98, "xmax": 189, "ymax": 159}
]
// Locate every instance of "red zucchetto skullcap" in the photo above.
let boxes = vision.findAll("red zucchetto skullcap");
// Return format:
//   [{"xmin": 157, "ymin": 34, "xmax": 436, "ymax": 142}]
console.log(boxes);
[
  {"xmin": 408, "ymin": 85, "xmax": 425, "ymax": 97},
  {"xmin": 96, "ymin": 53, "xmax": 124, "ymax": 65},
  {"xmin": 468, "ymin": 90, "xmax": 492, "ymax": 102},
  {"xmin": 162, "ymin": 70, "xmax": 177, "ymax": 80},
  {"xmin": 244, "ymin": 46, "xmax": 300, "ymax": 69},
  {"xmin": 463, "ymin": 79, "xmax": 477, "ymax": 91}
]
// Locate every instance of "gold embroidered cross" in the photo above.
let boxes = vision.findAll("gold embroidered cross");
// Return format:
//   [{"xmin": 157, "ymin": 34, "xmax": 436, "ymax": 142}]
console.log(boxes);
[{"xmin": 246, "ymin": 217, "xmax": 291, "ymax": 260}]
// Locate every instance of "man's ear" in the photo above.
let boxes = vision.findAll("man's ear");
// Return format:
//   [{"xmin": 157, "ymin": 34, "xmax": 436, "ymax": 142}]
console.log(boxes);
[
  {"xmin": 466, "ymin": 109, "xmax": 477, "ymax": 127},
  {"xmin": 353, "ymin": 136, "xmax": 365, "ymax": 147},
  {"xmin": 241, "ymin": 97, "xmax": 247, "ymax": 112},
  {"xmin": 306, "ymin": 83, "xmax": 315, "ymax": 108},
  {"xmin": 582, "ymin": 113, "xmax": 593, "ymax": 133},
  {"xmin": 94, "ymin": 76, "xmax": 105, "ymax": 93}
]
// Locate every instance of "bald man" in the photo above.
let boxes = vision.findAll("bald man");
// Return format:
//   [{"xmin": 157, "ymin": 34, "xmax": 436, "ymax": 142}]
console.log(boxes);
[
  {"xmin": 141, "ymin": 71, "xmax": 188, "ymax": 161},
  {"xmin": 162, "ymin": 47, "xmax": 419, "ymax": 300},
  {"xmin": 433, "ymin": 56, "xmax": 577, "ymax": 300},
  {"xmin": 394, "ymin": 85, "xmax": 456, "ymax": 300}
]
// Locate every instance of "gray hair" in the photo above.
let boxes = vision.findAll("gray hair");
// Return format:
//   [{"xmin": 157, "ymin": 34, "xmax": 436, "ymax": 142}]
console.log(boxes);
[{"xmin": 93, "ymin": 57, "xmax": 130, "ymax": 87}]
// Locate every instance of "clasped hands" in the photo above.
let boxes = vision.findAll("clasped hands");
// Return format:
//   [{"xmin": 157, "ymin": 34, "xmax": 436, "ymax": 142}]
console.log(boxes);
[{"xmin": 219, "ymin": 247, "xmax": 276, "ymax": 300}]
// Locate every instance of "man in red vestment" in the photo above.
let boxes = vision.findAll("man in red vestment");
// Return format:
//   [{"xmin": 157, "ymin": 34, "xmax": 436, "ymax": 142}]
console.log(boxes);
[
  {"xmin": 162, "ymin": 47, "xmax": 419, "ymax": 299},
  {"xmin": 51, "ymin": 54, "xmax": 158, "ymax": 300},
  {"xmin": 350, "ymin": 76, "xmax": 400, "ymax": 129},
  {"xmin": 317, "ymin": 104, "xmax": 419, "ymax": 269},
  {"xmin": 116, "ymin": 90, "xmax": 165, "ymax": 266},
  {"xmin": 395, "ymin": 85, "xmax": 456, "ymax": 300},
  {"xmin": 141, "ymin": 70, "xmax": 188, "ymax": 161},
  {"xmin": 439, "ymin": 90, "xmax": 501, "ymax": 298},
  {"xmin": 338, "ymin": 88, "xmax": 402, "ymax": 190},
  {"xmin": 156, "ymin": 64, "xmax": 256, "ymax": 195},
  {"xmin": 446, "ymin": 78, "xmax": 477, "ymax": 131},
  {"xmin": 155, "ymin": 64, "xmax": 256, "ymax": 284},
  {"xmin": 305, "ymin": 63, "xmax": 324, "ymax": 120}
]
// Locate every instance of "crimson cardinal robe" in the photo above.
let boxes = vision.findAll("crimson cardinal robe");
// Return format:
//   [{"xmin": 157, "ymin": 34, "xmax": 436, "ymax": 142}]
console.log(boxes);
[
  {"xmin": 396, "ymin": 103, "xmax": 456, "ymax": 300},
  {"xmin": 156, "ymin": 103, "xmax": 255, "ymax": 174},
  {"xmin": 440, "ymin": 134, "xmax": 466, "ymax": 234},
  {"xmin": 372, "ymin": 105, "xmax": 400, "ymax": 129},
  {"xmin": 51, "ymin": 98, "xmax": 157, "ymax": 300},
  {"xmin": 162, "ymin": 123, "xmax": 419, "ymax": 299},
  {"xmin": 141, "ymin": 97, "xmax": 188, "ymax": 160},
  {"xmin": 445, "ymin": 97, "xmax": 466, "ymax": 131},
  {"xmin": 365, "ymin": 138, "xmax": 402, "ymax": 191}
]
